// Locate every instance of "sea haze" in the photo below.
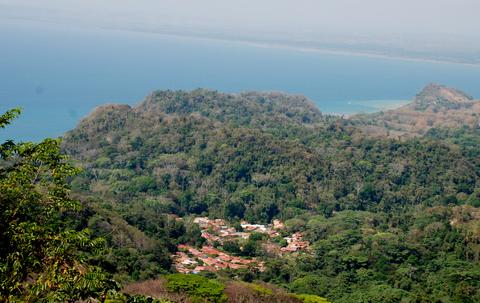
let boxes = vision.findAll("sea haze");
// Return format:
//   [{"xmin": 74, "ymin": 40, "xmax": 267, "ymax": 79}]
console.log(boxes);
[{"xmin": 1, "ymin": 20, "xmax": 480, "ymax": 142}]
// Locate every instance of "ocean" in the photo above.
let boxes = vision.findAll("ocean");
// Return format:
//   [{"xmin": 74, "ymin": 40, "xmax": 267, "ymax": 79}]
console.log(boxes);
[{"xmin": 1, "ymin": 20, "xmax": 480, "ymax": 142}]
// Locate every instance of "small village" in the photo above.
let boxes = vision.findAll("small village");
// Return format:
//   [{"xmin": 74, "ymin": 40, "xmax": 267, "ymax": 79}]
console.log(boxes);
[{"xmin": 172, "ymin": 217, "xmax": 310, "ymax": 274}]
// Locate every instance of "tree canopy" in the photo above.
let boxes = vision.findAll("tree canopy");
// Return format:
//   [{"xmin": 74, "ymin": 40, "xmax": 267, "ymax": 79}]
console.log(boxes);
[{"xmin": 0, "ymin": 109, "xmax": 117, "ymax": 302}]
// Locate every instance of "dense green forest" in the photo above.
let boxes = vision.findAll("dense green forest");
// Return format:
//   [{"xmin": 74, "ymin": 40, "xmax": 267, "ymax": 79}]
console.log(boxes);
[{"xmin": 1, "ymin": 85, "xmax": 479, "ymax": 302}]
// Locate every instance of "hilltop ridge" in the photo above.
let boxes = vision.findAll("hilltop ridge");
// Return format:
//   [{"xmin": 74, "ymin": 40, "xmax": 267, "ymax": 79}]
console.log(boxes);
[
  {"xmin": 138, "ymin": 89, "xmax": 323, "ymax": 123},
  {"xmin": 410, "ymin": 83, "xmax": 475, "ymax": 111},
  {"xmin": 73, "ymin": 84, "xmax": 479, "ymax": 142},
  {"xmin": 349, "ymin": 84, "xmax": 479, "ymax": 138}
]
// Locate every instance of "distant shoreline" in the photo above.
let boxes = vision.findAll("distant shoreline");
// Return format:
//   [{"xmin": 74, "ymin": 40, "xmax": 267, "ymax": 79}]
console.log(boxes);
[
  {"xmin": 1, "ymin": 16, "xmax": 480, "ymax": 67},
  {"xmin": 97, "ymin": 26, "xmax": 480, "ymax": 68}
]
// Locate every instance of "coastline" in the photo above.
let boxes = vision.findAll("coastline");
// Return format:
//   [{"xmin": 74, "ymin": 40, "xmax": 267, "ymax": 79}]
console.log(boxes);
[
  {"xmin": 97, "ymin": 26, "xmax": 480, "ymax": 68},
  {"xmin": 1, "ymin": 16, "xmax": 480, "ymax": 67}
]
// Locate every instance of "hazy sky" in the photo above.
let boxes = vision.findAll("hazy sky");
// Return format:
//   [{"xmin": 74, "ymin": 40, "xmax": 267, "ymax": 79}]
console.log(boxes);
[{"xmin": 1, "ymin": 0, "xmax": 480, "ymax": 44}]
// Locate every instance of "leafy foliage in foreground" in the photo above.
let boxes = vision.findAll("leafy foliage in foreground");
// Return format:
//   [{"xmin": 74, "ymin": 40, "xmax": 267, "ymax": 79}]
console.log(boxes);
[{"xmin": 0, "ymin": 109, "xmax": 117, "ymax": 302}]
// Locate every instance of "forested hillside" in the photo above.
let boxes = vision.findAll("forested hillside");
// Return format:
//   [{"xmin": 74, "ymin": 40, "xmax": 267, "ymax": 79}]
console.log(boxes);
[
  {"xmin": 57, "ymin": 86, "xmax": 480, "ymax": 302},
  {"xmin": 63, "ymin": 88, "xmax": 478, "ymax": 217}
]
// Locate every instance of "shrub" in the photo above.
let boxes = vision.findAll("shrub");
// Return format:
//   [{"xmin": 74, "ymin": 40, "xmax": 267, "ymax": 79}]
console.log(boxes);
[
  {"xmin": 164, "ymin": 274, "xmax": 226, "ymax": 302},
  {"xmin": 250, "ymin": 232, "xmax": 267, "ymax": 241},
  {"xmin": 225, "ymin": 281, "xmax": 302, "ymax": 303},
  {"xmin": 295, "ymin": 294, "xmax": 330, "ymax": 303},
  {"xmin": 223, "ymin": 240, "xmax": 242, "ymax": 255}
]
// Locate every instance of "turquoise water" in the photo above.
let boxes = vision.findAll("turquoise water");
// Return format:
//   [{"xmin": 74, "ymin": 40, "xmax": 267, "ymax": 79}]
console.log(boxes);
[{"xmin": 1, "ymin": 20, "xmax": 480, "ymax": 142}]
